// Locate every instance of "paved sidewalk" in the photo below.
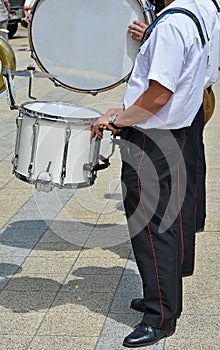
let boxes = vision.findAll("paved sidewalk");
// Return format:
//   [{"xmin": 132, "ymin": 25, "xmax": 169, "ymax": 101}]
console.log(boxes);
[{"xmin": 0, "ymin": 26, "xmax": 219, "ymax": 350}]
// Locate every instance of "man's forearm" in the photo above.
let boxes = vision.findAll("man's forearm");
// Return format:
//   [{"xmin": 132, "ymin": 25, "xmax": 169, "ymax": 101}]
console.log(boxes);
[{"xmin": 116, "ymin": 80, "xmax": 173, "ymax": 127}]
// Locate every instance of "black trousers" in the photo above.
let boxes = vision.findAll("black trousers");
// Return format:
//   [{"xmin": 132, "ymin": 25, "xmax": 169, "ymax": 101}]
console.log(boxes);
[
  {"xmin": 196, "ymin": 150, "xmax": 206, "ymax": 232},
  {"xmin": 120, "ymin": 126, "xmax": 187, "ymax": 330},
  {"xmin": 196, "ymin": 107, "xmax": 206, "ymax": 232},
  {"xmin": 179, "ymin": 105, "xmax": 205, "ymax": 276}
]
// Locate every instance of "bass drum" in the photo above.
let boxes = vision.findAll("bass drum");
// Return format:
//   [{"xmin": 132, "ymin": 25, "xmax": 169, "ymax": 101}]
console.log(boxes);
[{"xmin": 29, "ymin": 0, "xmax": 146, "ymax": 94}]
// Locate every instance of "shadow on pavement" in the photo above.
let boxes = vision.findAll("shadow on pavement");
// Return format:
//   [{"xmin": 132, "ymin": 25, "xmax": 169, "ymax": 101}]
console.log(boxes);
[
  {"xmin": 0, "ymin": 219, "xmax": 130, "ymax": 255},
  {"xmin": 0, "ymin": 266, "xmax": 141, "ymax": 328}
]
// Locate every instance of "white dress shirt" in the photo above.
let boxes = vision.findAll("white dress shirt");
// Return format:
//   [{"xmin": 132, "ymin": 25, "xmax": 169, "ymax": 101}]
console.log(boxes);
[
  {"xmin": 24, "ymin": 0, "xmax": 35, "ymax": 6},
  {"xmin": 196, "ymin": 0, "xmax": 220, "ymax": 88},
  {"xmin": 124, "ymin": 0, "xmax": 209, "ymax": 130}
]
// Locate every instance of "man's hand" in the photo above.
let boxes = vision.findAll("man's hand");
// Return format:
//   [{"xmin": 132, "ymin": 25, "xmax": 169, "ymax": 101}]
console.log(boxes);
[
  {"xmin": 128, "ymin": 20, "xmax": 148, "ymax": 42},
  {"xmin": 91, "ymin": 108, "xmax": 123, "ymax": 139}
]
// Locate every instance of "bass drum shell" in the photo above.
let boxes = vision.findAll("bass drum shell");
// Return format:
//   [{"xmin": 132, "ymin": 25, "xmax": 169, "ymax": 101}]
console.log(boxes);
[
  {"xmin": 29, "ymin": 0, "xmax": 146, "ymax": 93},
  {"xmin": 15, "ymin": 102, "xmax": 101, "ymax": 188}
]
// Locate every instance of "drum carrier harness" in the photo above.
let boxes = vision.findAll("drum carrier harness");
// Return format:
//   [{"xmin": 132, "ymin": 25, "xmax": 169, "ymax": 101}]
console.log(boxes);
[
  {"xmin": 142, "ymin": 7, "xmax": 208, "ymax": 46},
  {"xmin": 210, "ymin": 0, "xmax": 220, "ymax": 12}
]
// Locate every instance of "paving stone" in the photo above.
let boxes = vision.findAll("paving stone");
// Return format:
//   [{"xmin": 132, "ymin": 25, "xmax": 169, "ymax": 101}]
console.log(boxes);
[
  {"xmin": 28, "ymin": 336, "xmax": 98, "ymax": 350},
  {"xmin": 70, "ymin": 257, "xmax": 127, "ymax": 273},
  {"xmin": 164, "ymin": 314, "xmax": 220, "ymax": 350},
  {"xmin": 51, "ymin": 291, "xmax": 115, "ymax": 315},
  {"xmin": 79, "ymin": 244, "xmax": 131, "ymax": 259},
  {"xmin": 0, "ymin": 309, "xmax": 48, "ymax": 335},
  {"xmin": 19, "ymin": 256, "xmax": 77, "ymax": 276},
  {"xmin": 37, "ymin": 308, "xmax": 106, "ymax": 336},
  {"xmin": 0, "ymin": 335, "xmax": 32, "ymax": 350},
  {"xmin": 4, "ymin": 275, "xmax": 66, "ymax": 292},
  {"xmin": 0, "ymin": 290, "xmax": 57, "ymax": 313},
  {"xmin": 60, "ymin": 273, "xmax": 122, "ymax": 293}
]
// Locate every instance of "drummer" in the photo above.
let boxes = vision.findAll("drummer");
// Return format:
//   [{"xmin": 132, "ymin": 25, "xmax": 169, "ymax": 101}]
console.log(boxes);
[
  {"xmin": 128, "ymin": 0, "xmax": 220, "ymax": 278},
  {"xmin": 92, "ymin": 0, "xmax": 209, "ymax": 347}
]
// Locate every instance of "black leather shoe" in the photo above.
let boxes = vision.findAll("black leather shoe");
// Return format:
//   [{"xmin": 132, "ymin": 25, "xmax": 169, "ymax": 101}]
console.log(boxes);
[
  {"xmin": 123, "ymin": 322, "xmax": 175, "ymax": 348},
  {"xmin": 130, "ymin": 298, "xmax": 146, "ymax": 313}
]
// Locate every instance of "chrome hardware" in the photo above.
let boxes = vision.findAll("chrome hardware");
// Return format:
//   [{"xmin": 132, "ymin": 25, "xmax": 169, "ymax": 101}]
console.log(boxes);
[
  {"xmin": 2, "ymin": 68, "xmax": 18, "ymax": 109},
  {"xmin": 35, "ymin": 161, "xmax": 53, "ymax": 192},
  {"xmin": 90, "ymin": 136, "xmax": 101, "ymax": 169},
  {"xmin": 83, "ymin": 137, "xmax": 101, "ymax": 185},
  {"xmin": 12, "ymin": 115, "xmax": 23, "ymax": 173},
  {"xmin": 28, "ymin": 121, "xmax": 39, "ymax": 177},
  {"xmin": 142, "ymin": 0, "xmax": 156, "ymax": 24},
  {"xmin": 83, "ymin": 162, "xmax": 96, "ymax": 186},
  {"xmin": 60, "ymin": 127, "xmax": 71, "ymax": 185},
  {"xmin": 10, "ymin": 65, "xmax": 57, "ymax": 100},
  {"xmin": 89, "ymin": 90, "xmax": 98, "ymax": 96}
]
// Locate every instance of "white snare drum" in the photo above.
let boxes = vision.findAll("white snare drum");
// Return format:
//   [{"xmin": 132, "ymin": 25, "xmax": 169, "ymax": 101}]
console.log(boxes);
[
  {"xmin": 13, "ymin": 102, "xmax": 102, "ymax": 191},
  {"xmin": 29, "ymin": 0, "xmax": 146, "ymax": 94}
]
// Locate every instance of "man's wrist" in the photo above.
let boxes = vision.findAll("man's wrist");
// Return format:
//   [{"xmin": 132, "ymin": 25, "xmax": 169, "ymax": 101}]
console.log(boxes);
[{"xmin": 108, "ymin": 113, "xmax": 122, "ymax": 129}]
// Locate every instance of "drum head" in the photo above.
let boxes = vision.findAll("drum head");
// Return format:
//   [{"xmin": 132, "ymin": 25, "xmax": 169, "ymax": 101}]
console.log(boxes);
[
  {"xmin": 29, "ymin": 0, "xmax": 146, "ymax": 94},
  {"xmin": 19, "ymin": 101, "xmax": 101, "ymax": 123}
]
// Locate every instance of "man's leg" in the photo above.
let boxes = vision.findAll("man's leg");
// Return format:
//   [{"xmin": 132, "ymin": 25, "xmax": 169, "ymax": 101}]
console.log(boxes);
[
  {"xmin": 196, "ymin": 113, "xmax": 206, "ymax": 232},
  {"xmin": 180, "ymin": 105, "xmax": 204, "ymax": 276},
  {"xmin": 121, "ymin": 127, "xmax": 186, "ymax": 330}
]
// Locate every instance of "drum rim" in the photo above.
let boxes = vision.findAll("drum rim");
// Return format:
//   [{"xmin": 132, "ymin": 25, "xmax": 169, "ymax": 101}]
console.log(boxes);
[
  {"xmin": 28, "ymin": 0, "xmax": 146, "ymax": 94},
  {"xmin": 14, "ymin": 170, "xmax": 94, "ymax": 189},
  {"xmin": 19, "ymin": 101, "xmax": 101, "ymax": 124}
]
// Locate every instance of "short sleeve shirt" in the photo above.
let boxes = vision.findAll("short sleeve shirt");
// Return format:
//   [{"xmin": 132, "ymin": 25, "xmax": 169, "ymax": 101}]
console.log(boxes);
[
  {"xmin": 124, "ymin": 0, "xmax": 209, "ymax": 130},
  {"xmin": 24, "ymin": 0, "xmax": 35, "ymax": 7},
  {"xmin": 196, "ymin": 0, "xmax": 220, "ymax": 88}
]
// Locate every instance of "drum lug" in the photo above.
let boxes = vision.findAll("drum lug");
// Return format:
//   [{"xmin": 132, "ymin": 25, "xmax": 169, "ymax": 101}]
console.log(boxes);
[
  {"xmin": 60, "ymin": 127, "xmax": 71, "ymax": 185},
  {"xmin": 82, "ymin": 136, "xmax": 101, "ymax": 184},
  {"xmin": 12, "ymin": 115, "xmax": 23, "ymax": 173},
  {"xmin": 28, "ymin": 121, "xmax": 39, "ymax": 177}
]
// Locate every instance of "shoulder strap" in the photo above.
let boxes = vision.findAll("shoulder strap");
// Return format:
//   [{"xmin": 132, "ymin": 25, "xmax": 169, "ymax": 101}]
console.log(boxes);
[
  {"xmin": 142, "ymin": 7, "xmax": 207, "ymax": 47},
  {"xmin": 211, "ymin": 0, "xmax": 220, "ymax": 12}
]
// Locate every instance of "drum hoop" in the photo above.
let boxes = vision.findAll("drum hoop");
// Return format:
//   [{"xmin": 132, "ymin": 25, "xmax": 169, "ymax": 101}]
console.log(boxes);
[
  {"xmin": 28, "ymin": 0, "xmax": 147, "ymax": 94},
  {"xmin": 19, "ymin": 101, "xmax": 101, "ymax": 124},
  {"xmin": 14, "ymin": 171, "xmax": 93, "ymax": 189}
]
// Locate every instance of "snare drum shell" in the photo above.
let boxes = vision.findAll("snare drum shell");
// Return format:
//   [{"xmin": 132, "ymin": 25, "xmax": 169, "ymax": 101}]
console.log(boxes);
[{"xmin": 15, "ymin": 102, "xmax": 101, "ymax": 188}]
